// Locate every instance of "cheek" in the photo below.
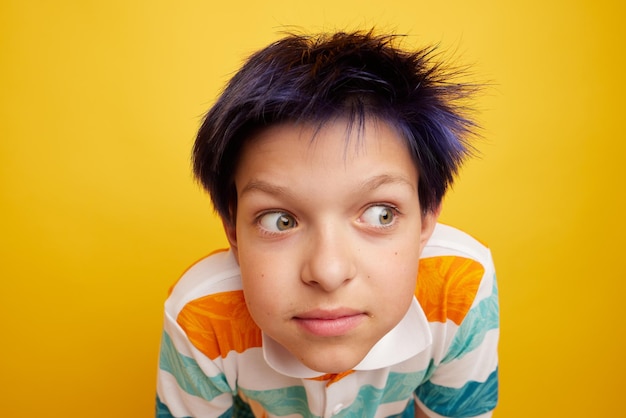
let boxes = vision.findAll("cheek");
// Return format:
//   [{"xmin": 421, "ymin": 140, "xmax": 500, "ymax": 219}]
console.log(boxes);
[
  {"xmin": 381, "ymin": 252, "xmax": 420, "ymax": 309},
  {"xmin": 242, "ymin": 283, "xmax": 275, "ymax": 332},
  {"xmin": 241, "ymin": 271, "xmax": 271, "ymax": 309},
  {"xmin": 239, "ymin": 257, "xmax": 291, "ymax": 321},
  {"xmin": 376, "ymin": 240, "xmax": 421, "ymax": 280}
]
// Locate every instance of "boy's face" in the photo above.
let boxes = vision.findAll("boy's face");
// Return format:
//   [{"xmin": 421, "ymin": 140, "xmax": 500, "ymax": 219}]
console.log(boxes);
[{"xmin": 224, "ymin": 117, "xmax": 439, "ymax": 374}]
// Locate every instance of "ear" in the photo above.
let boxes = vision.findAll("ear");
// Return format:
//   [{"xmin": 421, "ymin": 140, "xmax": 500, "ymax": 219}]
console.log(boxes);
[
  {"xmin": 222, "ymin": 219, "xmax": 240, "ymax": 262},
  {"xmin": 418, "ymin": 204, "xmax": 442, "ymax": 253}
]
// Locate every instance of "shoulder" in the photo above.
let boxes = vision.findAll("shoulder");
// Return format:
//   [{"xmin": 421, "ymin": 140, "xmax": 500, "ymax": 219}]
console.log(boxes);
[
  {"xmin": 422, "ymin": 223, "xmax": 493, "ymax": 267},
  {"xmin": 414, "ymin": 225, "xmax": 499, "ymax": 416},
  {"xmin": 417, "ymin": 224, "xmax": 496, "ymax": 326},
  {"xmin": 165, "ymin": 249, "xmax": 244, "ymax": 317},
  {"xmin": 164, "ymin": 250, "xmax": 262, "ymax": 360}
]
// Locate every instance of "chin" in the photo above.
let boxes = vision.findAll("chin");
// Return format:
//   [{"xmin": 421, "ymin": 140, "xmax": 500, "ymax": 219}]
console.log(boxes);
[
  {"xmin": 307, "ymin": 360, "xmax": 360, "ymax": 374},
  {"xmin": 299, "ymin": 348, "xmax": 367, "ymax": 374}
]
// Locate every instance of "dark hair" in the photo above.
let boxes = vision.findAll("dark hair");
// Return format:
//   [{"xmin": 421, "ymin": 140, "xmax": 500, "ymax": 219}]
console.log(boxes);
[{"xmin": 193, "ymin": 30, "xmax": 480, "ymax": 224}]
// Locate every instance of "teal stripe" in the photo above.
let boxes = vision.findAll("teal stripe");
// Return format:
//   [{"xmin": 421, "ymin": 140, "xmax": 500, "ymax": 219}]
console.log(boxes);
[
  {"xmin": 442, "ymin": 276, "xmax": 499, "ymax": 363},
  {"xmin": 336, "ymin": 371, "xmax": 428, "ymax": 417},
  {"xmin": 232, "ymin": 394, "xmax": 255, "ymax": 418},
  {"xmin": 156, "ymin": 395, "xmax": 184, "ymax": 418},
  {"xmin": 159, "ymin": 330, "xmax": 232, "ymax": 402},
  {"xmin": 241, "ymin": 385, "xmax": 317, "ymax": 418},
  {"xmin": 380, "ymin": 370, "xmax": 428, "ymax": 404},
  {"xmin": 156, "ymin": 394, "xmax": 234, "ymax": 418},
  {"xmin": 416, "ymin": 368, "xmax": 498, "ymax": 417},
  {"xmin": 241, "ymin": 370, "xmax": 428, "ymax": 418}
]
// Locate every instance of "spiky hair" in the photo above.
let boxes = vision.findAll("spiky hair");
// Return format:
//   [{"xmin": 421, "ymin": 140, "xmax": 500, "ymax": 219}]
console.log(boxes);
[{"xmin": 193, "ymin": 30, "xmax": 480, "ymax": 223}]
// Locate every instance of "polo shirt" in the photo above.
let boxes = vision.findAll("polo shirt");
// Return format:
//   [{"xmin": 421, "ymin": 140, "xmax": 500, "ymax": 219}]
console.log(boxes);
[{"xmin": 156, "ymin": 223, "xmax": 499, "ymax": 417}]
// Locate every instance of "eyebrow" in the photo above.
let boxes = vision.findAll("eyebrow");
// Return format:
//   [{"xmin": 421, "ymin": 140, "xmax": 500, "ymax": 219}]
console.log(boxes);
[
  {"xmin": 358, "ymin": 174, "xmax": 416, "ymax": 192},
  {"xmin": 239, "ymin": 174, "xmax": 415, "ymax": 199},
  {"xmin": 239, "ymin": 180, "xmax": 295, "ymax": 199}
]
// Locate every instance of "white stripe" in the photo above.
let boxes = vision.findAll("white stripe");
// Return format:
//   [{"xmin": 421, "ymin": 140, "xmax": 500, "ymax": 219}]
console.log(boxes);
[
  {"xmin": 428, "ymin": 328, "xmax": 499, "ymax": 388},
  {"xmin": 166, "ymin": 250, "xmax": 242, "ymax": 316},
  {"xmin": 162, "ymin": 313, "xmax": 228, "ymax": 379},
  {"xmin": 157, "ymin": 370, "xmax": 232, "ymax": 416},
  {"xmin": 423, "ymin": 224, "xmax": 492, "ymax": 264},
  {"xmin": 415, "ymin": 396, "xmax": 494, "ymax": 418}
]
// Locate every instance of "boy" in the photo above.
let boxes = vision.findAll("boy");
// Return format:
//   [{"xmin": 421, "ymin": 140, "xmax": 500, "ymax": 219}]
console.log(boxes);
[{"xmin": 157, "ymin": 30, "xmax": 499, "ymax": 417}]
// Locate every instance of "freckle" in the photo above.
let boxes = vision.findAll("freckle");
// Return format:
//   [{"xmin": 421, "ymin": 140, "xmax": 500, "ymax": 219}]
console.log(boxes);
[{"xmin": 394, "ymin": 252, "xmax": 398, "ymax": 255}]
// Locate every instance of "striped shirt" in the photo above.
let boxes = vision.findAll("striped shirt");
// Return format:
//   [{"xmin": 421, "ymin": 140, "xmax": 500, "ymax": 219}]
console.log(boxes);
[{"xmin": 157, "ymin": 224, "xmax": 499, "ymax": 417}]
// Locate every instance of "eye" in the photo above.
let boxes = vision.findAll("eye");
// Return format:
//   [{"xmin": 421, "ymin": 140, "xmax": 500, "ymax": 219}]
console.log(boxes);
[
  {"xmin": 360, "ymin": 205, "xmax": 397, "ymax": 227},
  {"xmin": 258, "ymin": 211, "xmax": 297, "ymax": 232}
]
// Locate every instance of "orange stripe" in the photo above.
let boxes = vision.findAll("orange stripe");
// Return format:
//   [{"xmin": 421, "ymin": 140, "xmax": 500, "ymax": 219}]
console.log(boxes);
[
  {"xmin": 306, "ymin": 370, "xmax": 356, "ymax": 387},
  {"xmin": 177, "ymin": 290, "xmax": 262, "ymax": 360},
  {"xmin": 239, "ymin": 391, "xmax": 268, "ymax": 417},
  {"xmin": 416, "ymin": 256, "xmax": 484, "ymax": 325}
]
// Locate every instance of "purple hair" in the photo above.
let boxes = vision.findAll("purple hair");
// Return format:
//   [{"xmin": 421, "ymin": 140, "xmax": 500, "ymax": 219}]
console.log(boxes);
[{"xmin": 193, "ymin": 30, "xmax": 480, "ymax": 223}]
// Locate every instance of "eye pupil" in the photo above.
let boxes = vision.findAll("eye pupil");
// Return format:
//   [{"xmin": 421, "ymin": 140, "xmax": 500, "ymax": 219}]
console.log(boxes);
[
  {"xmin": 360, "ymin": 205, "xmax": 396, "ymax": 227},
  {"xmin": 277, "ymin": 215, "xmax": 294, "ymax": 230},
  {"xmin": 259, "ymin": 212, "xmax": 297, "ymax": 233},
  {"xmin": 379, "ymin": 208, "xmax": 393, "ymax": 225}
]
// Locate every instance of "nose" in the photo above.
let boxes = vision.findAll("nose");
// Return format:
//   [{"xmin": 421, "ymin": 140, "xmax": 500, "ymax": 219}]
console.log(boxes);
[{"xmin": 301, "ymin": 225, "xmax": 357, "ymax": 292}]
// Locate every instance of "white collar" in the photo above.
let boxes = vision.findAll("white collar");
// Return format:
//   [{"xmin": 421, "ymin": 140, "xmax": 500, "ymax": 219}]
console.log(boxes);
[{"xmin": 262, "ymin": 296, "xmax": 432, "ymax": 378}]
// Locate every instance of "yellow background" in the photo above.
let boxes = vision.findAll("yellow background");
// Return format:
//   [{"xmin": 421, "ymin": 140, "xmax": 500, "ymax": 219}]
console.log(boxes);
[{"xmin": 1, "ymin": 0, "xmax": 624, "ymax": 416}]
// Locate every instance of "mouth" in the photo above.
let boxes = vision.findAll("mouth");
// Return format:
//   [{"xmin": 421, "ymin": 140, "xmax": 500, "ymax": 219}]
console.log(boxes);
[{"xmin": 293, "ymin": 308, "xmax": 367, "ymax": 337}]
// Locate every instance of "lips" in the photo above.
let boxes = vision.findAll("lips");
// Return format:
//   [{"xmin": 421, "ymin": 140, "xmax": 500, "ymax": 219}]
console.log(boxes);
[{"xmin": 293, "ymin": 308, "xmax": 367, "ymax": 337}]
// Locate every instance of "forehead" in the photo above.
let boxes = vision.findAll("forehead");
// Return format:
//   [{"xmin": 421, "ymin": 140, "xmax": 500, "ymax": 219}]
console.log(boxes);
[
  {"xmin": 234, "ymin": 116, "xmax": 418, "ymax": 192},
  {"xmin": 240, "ymin": 115, "xmax": 414, "ymax": 165}
]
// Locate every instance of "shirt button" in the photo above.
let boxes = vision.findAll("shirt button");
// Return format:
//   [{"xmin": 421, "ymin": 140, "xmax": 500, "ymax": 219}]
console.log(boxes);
[{"xmin": 332, "ymin": 403, "xmax": 344, "ymax": 415}]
